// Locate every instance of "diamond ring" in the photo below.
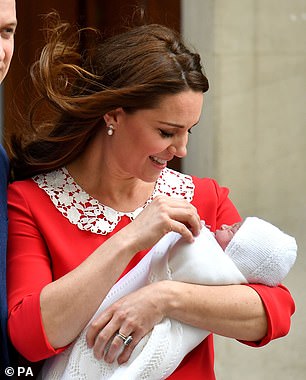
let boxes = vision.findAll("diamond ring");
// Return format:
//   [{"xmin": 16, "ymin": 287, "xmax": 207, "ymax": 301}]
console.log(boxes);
[{"xmin": 116, "ymin": 332, "xmax": 133, "ymax": 346}]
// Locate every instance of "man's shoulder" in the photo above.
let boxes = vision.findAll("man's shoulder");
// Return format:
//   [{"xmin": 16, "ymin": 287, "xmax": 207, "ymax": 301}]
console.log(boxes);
[
  {"xmin": 0, "ymin": 144, "xmax": 9, "ymax": 174},
  {"xmin": 0, "ymin": 145, "xmax": 9, "ymax": 193}
]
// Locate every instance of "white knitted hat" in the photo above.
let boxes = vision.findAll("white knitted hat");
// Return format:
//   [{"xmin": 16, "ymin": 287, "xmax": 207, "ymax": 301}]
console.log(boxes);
[{"xmin": 224, "ymin": 217, "xmax": 297, "ymax": 286}]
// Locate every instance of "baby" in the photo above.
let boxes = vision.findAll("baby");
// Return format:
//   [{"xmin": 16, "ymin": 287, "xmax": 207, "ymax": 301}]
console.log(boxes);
[
  {"xmin": 168, "ymin": 217, "xmax": 297, "ymax": 288},
  {"xmin": 42, "ymin": 217, "xmax": 297, "ymax": 380}
]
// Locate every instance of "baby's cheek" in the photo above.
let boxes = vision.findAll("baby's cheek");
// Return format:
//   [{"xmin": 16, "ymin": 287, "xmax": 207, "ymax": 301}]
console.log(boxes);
[{"xmin": 215, "ymin": 230, "xmax": 230, "ymax": 250}]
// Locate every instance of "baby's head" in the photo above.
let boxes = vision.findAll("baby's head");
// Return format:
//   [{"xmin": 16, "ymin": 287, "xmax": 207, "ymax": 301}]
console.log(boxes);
[
  {"xmin": 215, "ymin": 222, "xmax": 243, "ymax": 250},
  {"xmin": 216, "ymin": 217, "xmax": 297, "ymax": 286}
]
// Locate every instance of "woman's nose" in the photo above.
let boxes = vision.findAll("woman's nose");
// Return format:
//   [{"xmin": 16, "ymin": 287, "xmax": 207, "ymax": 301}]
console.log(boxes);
[
  {"xmin": 168, "ymin": 138, "xmax": 188, "ymax": 158},
  {"xmin": 168, "ymin": 144, "xmax": 187, "ymax": 158}
]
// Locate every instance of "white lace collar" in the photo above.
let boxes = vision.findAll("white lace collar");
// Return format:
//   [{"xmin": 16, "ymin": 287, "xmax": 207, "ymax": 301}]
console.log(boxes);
[{"xmin": 33, "ymin": 167, "xmax": 195, "ymax": 235}]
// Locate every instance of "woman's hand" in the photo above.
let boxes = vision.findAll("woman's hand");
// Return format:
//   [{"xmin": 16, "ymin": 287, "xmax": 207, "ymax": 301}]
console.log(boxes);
[
  {"xmin": 86, "ymin": 282, "xmax": 166, "ymax": 364},
  {"xmin": 85, "ymin": 198, "xmax": 200, "ymax": 363},
  {"xmin": 122, "ymin": 196, "xmax": 202, "ymax": 252}
]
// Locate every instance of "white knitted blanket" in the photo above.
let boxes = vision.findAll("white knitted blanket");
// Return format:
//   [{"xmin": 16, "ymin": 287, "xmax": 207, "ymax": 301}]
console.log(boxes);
[{"xmin": 41, "ymin": 226, "xmax": 247, "ymax": 380}]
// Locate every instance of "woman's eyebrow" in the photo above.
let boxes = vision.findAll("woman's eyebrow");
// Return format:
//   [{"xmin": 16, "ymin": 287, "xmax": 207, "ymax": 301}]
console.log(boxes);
[{"xmin": 158, "ymin": 120, "xmax": 200, "ymax": 128}]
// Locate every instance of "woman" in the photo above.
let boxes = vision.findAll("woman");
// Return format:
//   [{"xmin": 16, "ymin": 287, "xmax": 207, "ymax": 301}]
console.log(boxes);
[{"xmin": 7, "ymin": 13, "xmax": 294, "ymax": 379}]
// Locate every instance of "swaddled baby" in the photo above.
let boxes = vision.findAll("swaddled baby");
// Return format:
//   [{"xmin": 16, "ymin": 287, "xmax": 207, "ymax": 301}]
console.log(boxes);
[{"xmin": 42, "ymin": 217, "xmax": 297, "ymax": 380}]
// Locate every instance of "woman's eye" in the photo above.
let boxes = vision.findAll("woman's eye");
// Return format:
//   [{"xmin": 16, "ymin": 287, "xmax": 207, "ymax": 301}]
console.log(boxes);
[{"xmin": 159, "ymin": 130, "xmax": 174, "ymax": 138}]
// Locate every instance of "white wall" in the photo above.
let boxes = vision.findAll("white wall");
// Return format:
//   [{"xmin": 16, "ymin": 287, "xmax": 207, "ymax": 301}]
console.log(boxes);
[{"xmin": 182, "ymin": 0, "xmax": 306, "ymax": 379}]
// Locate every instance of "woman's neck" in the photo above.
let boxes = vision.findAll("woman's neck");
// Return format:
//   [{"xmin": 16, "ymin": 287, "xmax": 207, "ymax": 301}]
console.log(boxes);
[{"xmin": 66, "ymin": 145, "xmax": 156, "ymax": 213}]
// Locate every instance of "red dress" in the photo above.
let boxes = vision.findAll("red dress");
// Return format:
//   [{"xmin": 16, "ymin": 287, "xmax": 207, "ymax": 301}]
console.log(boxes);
[{"xmin": 7, "ymin": 168, "xmax": 295, "ymax": 379}]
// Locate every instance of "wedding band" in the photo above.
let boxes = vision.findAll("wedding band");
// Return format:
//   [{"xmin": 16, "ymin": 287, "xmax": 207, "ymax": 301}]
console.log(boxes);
[{"xmin": 116, "ymin": 332, "xmax": 133, "ymax": 346}]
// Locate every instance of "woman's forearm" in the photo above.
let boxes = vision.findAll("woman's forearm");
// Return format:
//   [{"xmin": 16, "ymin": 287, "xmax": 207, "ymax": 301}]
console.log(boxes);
[
  {"xmin": 40, "ymin": 231, "xmax": 138, "ymax": 349},
  {"xmin": 159, "ymin": 281, "xmax": 268, "ymax": 342},
  {"xmin": 37, "ymin": 196, "xmax": 202, "ymax": 350}
]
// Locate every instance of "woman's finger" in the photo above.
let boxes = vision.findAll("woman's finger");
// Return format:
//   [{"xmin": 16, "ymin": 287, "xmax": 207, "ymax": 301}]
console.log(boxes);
[
  {"xmin": 104, "ymin": 330, "xmax": 134, "ymax": 363},
  {"xmin": 145, "ymin": 197, "xmax": 201, "ymax": 235},
  {"xmin": 86, "ymin": 311, "xmax": 113, "ymax": 352},
  {"xmin": 116, "ymin": 329, "xmax": 145, "ymax": 364}
]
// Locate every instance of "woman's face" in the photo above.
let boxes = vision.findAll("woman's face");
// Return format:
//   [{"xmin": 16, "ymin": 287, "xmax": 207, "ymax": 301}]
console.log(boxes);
[
  {"xmin": 215, "ymin": 222, "xmax": 242, "ymax": 250},
  {"xmin": 105, "ymin": 90, "xmax": 203, "ymax": 182}
]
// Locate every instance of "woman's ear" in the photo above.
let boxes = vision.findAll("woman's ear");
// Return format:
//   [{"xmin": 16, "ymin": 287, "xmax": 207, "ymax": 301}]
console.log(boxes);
[{"xmin": 103, "ymin": 108, "xmax": 124, "ymax": 126}]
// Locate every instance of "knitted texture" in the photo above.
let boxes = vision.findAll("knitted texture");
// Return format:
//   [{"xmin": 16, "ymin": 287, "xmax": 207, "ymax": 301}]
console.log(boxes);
[
  {"xmin": 42, "ymin": 221, "xmax": 296, "ymax": 379},
  {"xmin": 225, "ymin": 217, "xmax": 297, "ymax": 286},
  {"xmin": 42, "ymin": 227, "xmax": 247, "ymax": 379}
]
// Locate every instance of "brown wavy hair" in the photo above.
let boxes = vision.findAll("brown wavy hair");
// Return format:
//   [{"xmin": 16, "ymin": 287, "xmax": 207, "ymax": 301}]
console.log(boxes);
[{"xmin": 10, "ymin": 12, "xmax": 209, "ymax": 180}]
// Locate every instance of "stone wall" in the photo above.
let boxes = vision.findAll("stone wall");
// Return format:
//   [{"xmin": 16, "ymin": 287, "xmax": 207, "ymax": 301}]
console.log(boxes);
[{"xmin": 182, "ymin": 0, "xmax": 306, "ymax": 378}]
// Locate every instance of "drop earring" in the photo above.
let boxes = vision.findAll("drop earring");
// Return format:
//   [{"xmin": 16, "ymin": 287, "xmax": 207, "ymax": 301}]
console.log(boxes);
[{"xmin": 107, "ymin": 124, "xmax": 114, "ymax": 136}]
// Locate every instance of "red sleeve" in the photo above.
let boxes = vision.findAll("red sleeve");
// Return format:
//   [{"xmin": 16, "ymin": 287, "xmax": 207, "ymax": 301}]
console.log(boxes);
[
  {"xmin": 7, "ymin": 183, "xmax": 67, "ymax": 361},
  {"xmin": 241, "ymin": 284, "xmax": 295, "ymax": 347},
  {"xmin": 191, "ymin": 176, "xmax": 242, "ymax": 230},
  {"xmin": 191, "ymin": 177, "xmax": 295, "ymax": 346}
]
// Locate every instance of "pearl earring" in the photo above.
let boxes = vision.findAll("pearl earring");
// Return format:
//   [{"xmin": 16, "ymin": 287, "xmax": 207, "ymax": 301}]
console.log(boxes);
[{"xmin": 107, "ymin": 124, "xmax": 114, "ymax": 136}]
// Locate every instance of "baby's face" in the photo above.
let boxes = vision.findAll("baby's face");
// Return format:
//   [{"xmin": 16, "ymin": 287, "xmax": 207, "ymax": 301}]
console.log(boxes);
[{"xmin": 215, "ymin": 222, "xmax": 242, "ymax": 250}]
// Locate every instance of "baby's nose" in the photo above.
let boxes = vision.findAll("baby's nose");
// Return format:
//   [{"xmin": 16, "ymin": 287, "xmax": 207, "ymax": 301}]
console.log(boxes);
[{"xmin": 220, "ymin": 224, "xmax": 230, "ymax": 230}]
